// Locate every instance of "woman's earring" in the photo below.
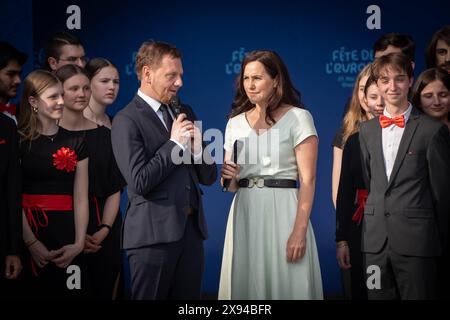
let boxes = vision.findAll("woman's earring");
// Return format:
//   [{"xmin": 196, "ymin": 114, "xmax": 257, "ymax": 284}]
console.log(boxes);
[{"xmin": 32, "ymin": 105, "xmax": 38, "ymax": 113}]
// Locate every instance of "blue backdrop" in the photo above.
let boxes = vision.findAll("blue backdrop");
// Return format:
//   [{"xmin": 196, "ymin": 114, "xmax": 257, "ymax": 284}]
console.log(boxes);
[{"xmin": 2, "ymin": 0, "xmax": 449, "ymax": 297}]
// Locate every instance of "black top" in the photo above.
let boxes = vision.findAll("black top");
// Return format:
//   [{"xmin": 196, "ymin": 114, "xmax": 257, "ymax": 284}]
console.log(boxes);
[
  {"xmin": 332, "ymin": 127, "xmax": 344, "ymax": 149},
  {"xmin": 335, "ymin": 132, "xmax": 366, "ymax": 242},
  {"xmin": 0, "ymin": 113, "xmax": 22, "ymax": 257},
  {"xmin": 19, "ymin": 127, "xmax": 88, "ymax": 195},
  {"xmin": 83, "ymin": 126, "xmax": 125, "ymax": 198}
]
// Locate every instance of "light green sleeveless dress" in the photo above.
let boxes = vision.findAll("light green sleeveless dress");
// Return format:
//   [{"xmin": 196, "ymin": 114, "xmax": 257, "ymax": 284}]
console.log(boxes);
[{"xmin": 219, "ymin": 107, "xmax": 323, "ymax": 300}]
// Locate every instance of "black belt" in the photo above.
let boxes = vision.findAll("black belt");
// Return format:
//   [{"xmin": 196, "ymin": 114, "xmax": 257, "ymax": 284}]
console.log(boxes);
[{"xmin": 238, "ymin": 178, "xmax": 297, "ymax": 188}]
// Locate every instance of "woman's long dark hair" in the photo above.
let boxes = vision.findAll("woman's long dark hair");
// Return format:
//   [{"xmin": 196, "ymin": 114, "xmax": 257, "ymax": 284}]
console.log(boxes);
[{"xmin": 229, "ymin": 50, "xmax": 304, "ymax": 125}]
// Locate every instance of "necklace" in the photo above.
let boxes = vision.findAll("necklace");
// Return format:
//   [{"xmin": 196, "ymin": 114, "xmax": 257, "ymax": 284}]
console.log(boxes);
[
  {"xmin": 46, "ymin": 133, "xmax": 57, "ymax": 142},
  {"xmin": 42, "ymin": 128, "xmax": 59, "ymax": 142}
]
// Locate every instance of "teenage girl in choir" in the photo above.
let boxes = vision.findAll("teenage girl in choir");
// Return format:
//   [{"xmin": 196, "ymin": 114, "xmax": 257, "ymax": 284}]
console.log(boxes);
[
  {"xmin": 56, "ymin": 64, "xmax": 125, "ymax": 299},
  {"xmin": 18, "ymin": 69, "xmax": 89, "ymax": 298},
  {"xmin": 84, "ymin": 58, "xmax": 125, "ymax": 299},
  {"xmin": 335, "ymin": 65, "xmax": 385, "ymax": 299},
  {"xmin": 412, "ymin": 67, "xmax": 450, "ymax": 130},
  {"xmin": 332, "ymin": 64, "xmax": 372, "ymax": 208},
  {"xmin": 84, "ymin": 58, "xmax": 120, "ymax": 129}
]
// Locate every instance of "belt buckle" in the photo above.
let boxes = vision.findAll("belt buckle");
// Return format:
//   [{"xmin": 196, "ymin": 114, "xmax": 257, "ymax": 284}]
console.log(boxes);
[
  {"xmin": 255, "ymin": 178, "xmax": 264, "ymax": 188},
  {"xmin": 248, "ymin": 177, "xmax": 264, "ymax": 188}
]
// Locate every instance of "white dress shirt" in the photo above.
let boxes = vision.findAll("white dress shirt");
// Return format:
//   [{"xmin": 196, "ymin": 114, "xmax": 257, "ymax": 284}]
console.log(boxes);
[
  {"xmin": 137, "ymin": 90, "xmax": 202, "ymax": 161},
  {"xmin": 382, "ymin": 103, "xmax": 412, "ymax": 181}
]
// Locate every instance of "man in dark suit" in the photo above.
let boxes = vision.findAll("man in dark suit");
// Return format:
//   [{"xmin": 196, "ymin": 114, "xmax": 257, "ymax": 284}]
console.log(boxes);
[
  {"xmin": 359, "ymin": 53, "xmax": 450, "ymax": 299},
  {"xmin": 0, "ymin": 113, "xmax": 22, "ymax": 295},
  {"xmin": 111, "ymin": 41, "xmax": 217, "ymax": 300}
]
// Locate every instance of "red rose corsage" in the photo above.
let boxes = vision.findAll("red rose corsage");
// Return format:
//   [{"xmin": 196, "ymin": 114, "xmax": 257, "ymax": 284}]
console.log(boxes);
[{"xmin": 52, "ymin": 147, "xmax": 78, "ymax": 172}]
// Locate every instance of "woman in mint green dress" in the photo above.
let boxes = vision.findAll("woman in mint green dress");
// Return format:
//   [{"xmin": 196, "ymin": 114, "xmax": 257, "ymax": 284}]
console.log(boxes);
[{"xmin": 219, "ymin": 50, "xmax": 323, "ymax": 300}]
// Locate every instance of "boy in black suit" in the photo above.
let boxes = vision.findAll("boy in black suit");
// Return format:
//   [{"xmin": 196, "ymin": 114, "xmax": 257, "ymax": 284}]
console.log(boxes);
[{"xmin": 359, "ymin": 53, "xmax": 450, "ymax": 299}]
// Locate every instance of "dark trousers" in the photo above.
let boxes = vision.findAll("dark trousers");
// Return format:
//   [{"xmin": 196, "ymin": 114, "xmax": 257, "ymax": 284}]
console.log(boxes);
[
  {"xmin": 341, "ymin": 223, "xmax": 367, "ymax": 300},
  {"xmin": 127, "ymin": 216, "xmax": 204, "ymax": 300},
  {"xmin": 364, "ymin": 240, "xmax": 437, "ymax": 300}
]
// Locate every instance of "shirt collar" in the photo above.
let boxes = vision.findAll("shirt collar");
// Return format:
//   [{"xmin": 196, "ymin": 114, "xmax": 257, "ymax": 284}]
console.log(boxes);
[
  {"xmin": 383, "ymin": 102, "xmax": 413, "ymax": 123},
  {"xmin": 137, "ymin": 90, "xmax": 163, "ymax": 113}
]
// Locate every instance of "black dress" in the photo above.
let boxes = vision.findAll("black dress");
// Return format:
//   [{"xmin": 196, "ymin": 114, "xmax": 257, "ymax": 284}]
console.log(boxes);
[
  {"xmin": 19, "ymin": 127, "xmax": 89, "ymax": 298},
  {"xmin": 83, "ymin": 126, "xmax": 126, "ymax": 299},
  {"xmin": 335, "ymin": 132, "xmax": 367, "ymax": 299}
]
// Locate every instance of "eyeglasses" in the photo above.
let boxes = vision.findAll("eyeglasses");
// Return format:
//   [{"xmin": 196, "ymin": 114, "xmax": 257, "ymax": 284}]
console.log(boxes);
[{"xmin": 58, "ymin": 56, "xmax": 89, "ymax": 64}]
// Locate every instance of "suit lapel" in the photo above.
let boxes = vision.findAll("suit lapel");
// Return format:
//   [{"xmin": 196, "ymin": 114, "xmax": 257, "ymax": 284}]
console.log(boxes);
[
  {"xmin": 386, "ymin": 109, "xmax": 420, "ymax": 190},
  {"xmin": 134, "ymin": 95, "xmax": 170, "ymax": 137},
  {"xmin": 372, "ymin": 119, "xmax": 389, "ymax": 189}
]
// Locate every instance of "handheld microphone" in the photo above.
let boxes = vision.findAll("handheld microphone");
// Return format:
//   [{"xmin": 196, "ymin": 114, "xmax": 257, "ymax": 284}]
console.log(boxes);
[
  {"xmin": 169, "ymin": 95, "xmax": 182, "ymax": 119},
  {"xmin": 222, "ymin": 140, "xmax": 240, "ymax": 192}
]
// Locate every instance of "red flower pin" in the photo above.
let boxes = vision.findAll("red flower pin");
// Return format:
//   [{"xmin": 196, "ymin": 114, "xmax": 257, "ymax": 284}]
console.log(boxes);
[{"xmin": 52, "ymin": 147, "xmax": 78, "ymax": 172}]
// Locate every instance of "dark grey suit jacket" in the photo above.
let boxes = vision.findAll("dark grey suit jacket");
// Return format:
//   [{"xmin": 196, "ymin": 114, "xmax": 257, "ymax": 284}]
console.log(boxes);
[
  {"xmin": 359, "ymin": 108, "xmax": 450, "ymax": 257},
  {"xmin": 111, "ymin": 95, "xmax": 217, "ymax": 250},
  {"xmin": 0, "ymin": 113, "xmax": 22, "ymax": 260}
]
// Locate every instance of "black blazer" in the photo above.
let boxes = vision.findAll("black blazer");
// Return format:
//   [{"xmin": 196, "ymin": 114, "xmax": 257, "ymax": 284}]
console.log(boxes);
[
  {"xmin": 0, "ymin": 113, "xmax": 22, "ymax": 258},
  {"xmin": 359, "ymin": 108, "xmax": 450, "ymax": 257},
  {"xmin": 111, "ymin": 95, "xmax": 217, "ymax": 250}
]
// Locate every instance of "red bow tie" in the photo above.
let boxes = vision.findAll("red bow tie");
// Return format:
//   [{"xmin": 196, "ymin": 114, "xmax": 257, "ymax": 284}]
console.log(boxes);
[
  {"xmin": 379, "ymin": 114, "xmax": 405, "ymax": 128},
  {"xmin": 0, "ymin": 102, "xmax": 16, "ymax": 116}
]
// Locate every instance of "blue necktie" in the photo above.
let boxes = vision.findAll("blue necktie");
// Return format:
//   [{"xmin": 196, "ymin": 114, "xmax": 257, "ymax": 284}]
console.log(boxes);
[{"xmin": 160, "ymin": 104, "xmax": 173, "ymax": 131}]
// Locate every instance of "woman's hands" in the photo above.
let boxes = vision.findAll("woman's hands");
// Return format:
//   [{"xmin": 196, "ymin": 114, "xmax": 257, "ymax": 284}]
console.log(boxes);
[
  {"xmin": 50, "ymin": 243, "xmax": 84, "ymax": 268},
  {"xmin": 286, "ymin": 229, "xmax": 307, "ymax": 263},
  {"xmin": 28, "ymin": 240, "xmax": 60, "ymax": 268},
  {"xmin": 221, "ymin": 161, "xmax": 241, "ymax": 192},
  {"xmin": 221, "ymin": 161, "xmax": 240, "ymax": 181},
  {"xmin": 336, "ymin": 241, "xmax": 351, "ymax": 269},
  {"xmin": 84, "ymin": 227, "xmax": 109, "ymax": 253}
]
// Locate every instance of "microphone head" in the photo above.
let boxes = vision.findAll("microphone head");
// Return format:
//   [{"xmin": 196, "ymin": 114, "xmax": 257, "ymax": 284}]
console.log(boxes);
[
  {"xmin": 169, "ymin": 95, "xmax": 181, "ymax": 108},
  {"xmin": 169, "ymin": 95, "xmax": 181, "ymax": 118}
]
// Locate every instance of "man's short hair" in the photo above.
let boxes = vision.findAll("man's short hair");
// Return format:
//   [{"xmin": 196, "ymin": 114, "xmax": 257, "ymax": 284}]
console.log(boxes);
[
  {"xmin": 373, "ymin": 33, "xmax": 416, "ymax": 61},
  {"xmin": 43, "ymin": 31, "xmax": 83, "ymax": 70},
  {"xmin": 0, "ymin": 41, "xmax": 27, "ymax": 69},
  {"xmin": 371, "ymin": 53, "xmax": 414, "ymax": 80},
  {"xmin": 135, "ymin": 41, "xmax": 182, "ymax": 80}
]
